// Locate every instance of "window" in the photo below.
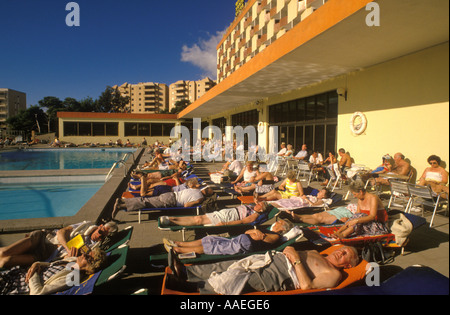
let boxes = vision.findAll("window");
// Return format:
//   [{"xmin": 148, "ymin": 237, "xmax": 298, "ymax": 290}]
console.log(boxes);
[
  {"xmin": 63, "ymin": 122, "xmax": 77, "ymax": 136},
  {"xmin": 125, "ymin": 123, "xmax": 138, "ymax": 137},
  {"xmin": 63, "ymin": 122, "xmax": 118, "ymax": 137},
  {"xmin": 78, "ymin": 123, "xmax": 91, "ymax": 136},
  {"xmin": 269, "ymin": 90, "xmax": 338, "ymax": 155},
  {"xmin": 105, "ymin": 123, "xmax": 118, "ymax": 136},
  {"xmin": 151, "ymin": 124, "xmax": 163, "ymax": 137}
]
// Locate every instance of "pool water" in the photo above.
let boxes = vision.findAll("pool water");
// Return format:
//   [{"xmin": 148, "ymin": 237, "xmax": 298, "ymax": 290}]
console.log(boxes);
[
  {"xmin": 0, "ymin": 148, "xmax": 136, "ymax": 171},
  {"xmin": 0, "ymin": 181, "xmax": 104, "ymax": 220}
]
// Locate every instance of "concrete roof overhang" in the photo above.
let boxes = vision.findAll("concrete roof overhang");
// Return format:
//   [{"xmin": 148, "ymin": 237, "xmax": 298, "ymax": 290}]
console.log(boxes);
[{"xmin": 179, "ymin": 0, "xmax": 449, "ymax": 119}]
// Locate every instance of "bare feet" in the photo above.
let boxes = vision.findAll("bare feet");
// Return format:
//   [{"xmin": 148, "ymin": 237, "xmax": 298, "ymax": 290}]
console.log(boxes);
[{"xmin": 112, "ymin": 198, "xmax": 124, "ymax": 219}]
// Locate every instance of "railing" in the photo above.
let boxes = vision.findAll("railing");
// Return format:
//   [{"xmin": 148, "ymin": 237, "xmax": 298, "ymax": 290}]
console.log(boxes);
[{"xmin": 105, "ymin": 151, "xmax": 136, "ymax": 182}]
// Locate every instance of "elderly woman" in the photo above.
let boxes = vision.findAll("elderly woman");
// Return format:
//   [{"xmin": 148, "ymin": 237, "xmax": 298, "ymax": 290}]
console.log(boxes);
[
  {"xmin": 1, "ymin": 247, "xmax": 107, "ymax": 295},
  {"xmin": 418, "ymin": 155, "xmax": 449, "ymax": 199},
  {"xmin": 0, "ymin": 221, "xmax": 117, "ymax": 269},
  {"xmin": 332, "ymin": 183, "xmax": 389, "ymax": 239}
]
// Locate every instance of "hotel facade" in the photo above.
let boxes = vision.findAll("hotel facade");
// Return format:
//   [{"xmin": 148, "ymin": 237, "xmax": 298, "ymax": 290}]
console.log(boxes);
[{"xmin": 178, "ymin": 0, "xmax": 449, "ymax": 175}]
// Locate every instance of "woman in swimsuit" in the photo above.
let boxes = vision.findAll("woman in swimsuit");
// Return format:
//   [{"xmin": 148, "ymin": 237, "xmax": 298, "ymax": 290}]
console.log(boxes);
[
  {"xmin": 332, "ymin": 183, "xmax": 389, "ymax": 239},
  {"xmin": 257, "ymin": 170, "xmax": 304, "ymax": 201},
  {"xmin": 418, "ymin": 155, "xmax": 449, "ymax": 199}
]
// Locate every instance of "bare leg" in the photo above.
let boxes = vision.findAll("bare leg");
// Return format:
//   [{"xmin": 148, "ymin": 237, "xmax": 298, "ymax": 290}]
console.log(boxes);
[
  {"xmin": 169, "ymin": 215, "xmax": 211, "ymax": 226},
  {"xmin": 0, "ymin": 237, "xmax": 37, "ymax": 268}
]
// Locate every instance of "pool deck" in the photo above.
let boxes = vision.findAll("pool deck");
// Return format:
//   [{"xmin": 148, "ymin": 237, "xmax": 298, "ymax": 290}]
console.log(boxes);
[{"xmin": 0, "ymin": 147, "xmax": 448, "ymax": 295}]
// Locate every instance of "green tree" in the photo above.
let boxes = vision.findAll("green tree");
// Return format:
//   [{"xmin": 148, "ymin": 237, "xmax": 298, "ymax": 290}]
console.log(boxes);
[
  {"xmin": 6, "ymin": 106, "xmax": 47, "ymax": 135},
  {"xmin": 38, "ymin": 96, "xmax": 65, "ymax": 133},
  {"xmin": 97, "ymin": 86, "xmax": 130, "ymax": 113},
  {"xmin": 170, "ymin": 99, "xmax": 191, "ymax": 114}
]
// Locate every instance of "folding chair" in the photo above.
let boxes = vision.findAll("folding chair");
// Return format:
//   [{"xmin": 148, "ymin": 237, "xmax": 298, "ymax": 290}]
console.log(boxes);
[
  {"xmin": 327, "ymin": 163, "xmax": 343, "ymax": 192},
  {"xmin": 296, "ymin": 162, "xmax": 313, "ymax": 186},
  {"xmin": 387, "ymin": 179, "xmax": 412, "ymax": 211},
  {"xmin": 407, "ymin": 183, "xmax": 448, "ymax": 227}
]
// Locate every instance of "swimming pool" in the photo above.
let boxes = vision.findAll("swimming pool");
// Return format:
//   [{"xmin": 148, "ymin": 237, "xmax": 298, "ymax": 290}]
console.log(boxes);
[
  {"xmin": 0, "ymin": 148, "xmax": 136, "ymax": 171},
  {"xmin": 0, "ymin": 180, "xmax": 104, "ymax": 220}
]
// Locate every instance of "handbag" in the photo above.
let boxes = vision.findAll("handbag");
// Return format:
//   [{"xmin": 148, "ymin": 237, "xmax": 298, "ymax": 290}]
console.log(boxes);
[{"xmin": 361, "ymin": 242, "xmax": 394, "ymax": 265}]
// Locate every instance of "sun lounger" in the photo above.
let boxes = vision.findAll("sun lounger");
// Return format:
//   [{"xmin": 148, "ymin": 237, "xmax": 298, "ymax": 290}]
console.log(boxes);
[
  {"xmin": 157, "ymin": 206, "xmax": 280, "ymax": 241},
  {"xmin": 307, "ymin": 265, "xmax": 449, "ymax": 295},
  {"xmin": 160, "ymin": 244, "xmax": 369, "ymax": 295},
  {"xmin": 55, "ymin": 244, "xmax": 129, "ymax": 295},
  {"xmin": 302, "ymin": 209, "xmax": 427, "ymax": 252},
  {"xmin": 100, "ymin": 226, "xmax": 133, "ymax": 253},
  {"xmin": 150, "ymin": 226, "xmax": 304, "ymax": 265}
]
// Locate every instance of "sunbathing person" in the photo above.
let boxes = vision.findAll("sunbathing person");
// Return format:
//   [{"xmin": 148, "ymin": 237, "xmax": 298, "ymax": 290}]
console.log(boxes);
[
  {"xmin": 257, "ymin": 170, "xmax": 304, "ymax": 201},
  {"xmin": 0, "ymin": 221, "xmax": 117, "ymax": 269},
  {"xmin": 131, "ymin": 176, "xmax": 195, "ymax": 198},
  {"xmin": 418, "ymin": 155, "xmax": 449, "ymax": 199},
  {"xmin": 158, "ymin": 201, "xmax": 273, "ymax": 227},
  {"xmin": 332, "ymin": 183, "xmax": 389, "ymax": 239},
  {"xmin": 289, "ymin": 204, "xmax": 357, "ymax": 225},
  {"xmin": 374, "ymin": 152, "xmax": 411, "ymax": 186},
  {"xmin": 234, "ymin": 164, "xmax": 275, "ymax": 195},
  {"xmin": 231, "ymin": 161, "xmax": 257, "ymax": 186},
  {"xmin": 112, "ymin": 186, "xmax": 214, "ymax": 219},
  {"xmin": 167, "ymin": 245, "xmax": 359, "ymax": 295},
  {"xmin": 269, "ymin": 188, "xmax": 333, "ymax": 211},
  {"xmin": 163, "ymin": 219, "xmax": 294, "ymax": 256},
  {"xmin": 0, "ymin": 247, "xmax": 107, "ymax": 295}
]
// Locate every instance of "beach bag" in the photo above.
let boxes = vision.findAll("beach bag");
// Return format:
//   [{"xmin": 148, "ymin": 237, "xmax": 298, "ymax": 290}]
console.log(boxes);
[{"xmin": 361, "ymin": 242, "xmax": 394, "ymax": 265}]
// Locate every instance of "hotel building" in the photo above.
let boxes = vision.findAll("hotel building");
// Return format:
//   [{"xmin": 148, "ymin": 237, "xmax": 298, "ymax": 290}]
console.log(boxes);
[{"xmin": 179, "ymin": 0, "xmax": 449, "ymax": 174}]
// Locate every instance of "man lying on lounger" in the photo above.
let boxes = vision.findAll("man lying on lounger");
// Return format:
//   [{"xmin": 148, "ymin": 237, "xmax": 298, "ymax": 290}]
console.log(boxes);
[
  {"xmin": 112, "ymin": 185, "xmax": 214, "ymax": 220},
  {"xmin": 158, "ymin": 201, "xmax": 273, "ymax": 227},
  {"xmin": 163, "ymin": 219, "xmax": 295, "ymax": 256},
  {"xmin": 166, "ymin": 245, "xmax": 359, "ymax": 295}
]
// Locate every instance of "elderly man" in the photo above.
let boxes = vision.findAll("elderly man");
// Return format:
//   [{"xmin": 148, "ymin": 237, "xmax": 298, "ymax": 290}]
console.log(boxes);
[
  {"xmin": 166, "ymin": 245, "xmax": 359, "ymax": 295},
  {"xmin": 293, "ymin": 144, "xmax": 309, "ymax": 161},
  {"xmin": 375, "ymin": 152, "xmax": 411, "ymax": 185},
  {"xmin": 112, "ymin": 185, "xmax": 214, "ymax": 219}
]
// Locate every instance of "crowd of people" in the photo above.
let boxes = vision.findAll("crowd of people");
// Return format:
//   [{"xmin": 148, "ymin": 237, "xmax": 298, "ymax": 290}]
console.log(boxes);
[{"xmin": 1, "ymin": 138, "xmax": 448, "ymax": 295}]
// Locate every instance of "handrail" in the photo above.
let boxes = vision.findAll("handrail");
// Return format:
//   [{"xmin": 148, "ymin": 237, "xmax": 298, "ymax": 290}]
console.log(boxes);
[
  {"xmin": 104, "ymin": 151, "xmax": 136, "ymax": 182},
  {"xmin": 105, "ymin": 160, "xmax": 128, "ymax": 182}
]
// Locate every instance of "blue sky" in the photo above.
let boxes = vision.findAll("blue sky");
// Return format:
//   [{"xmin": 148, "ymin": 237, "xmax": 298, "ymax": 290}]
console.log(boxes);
[{"xmin": 0, "ymin": 0, "xmax": 237, "ymax": 106}]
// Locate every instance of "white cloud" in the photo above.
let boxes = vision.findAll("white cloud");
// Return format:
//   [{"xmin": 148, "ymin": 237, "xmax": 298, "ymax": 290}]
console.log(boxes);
[{"xmin": 181, "ymin": 29, "xmax": 226, "ymax": 79}]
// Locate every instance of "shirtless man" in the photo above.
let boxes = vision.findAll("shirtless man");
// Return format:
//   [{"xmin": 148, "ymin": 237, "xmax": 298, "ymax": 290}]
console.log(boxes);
[
  {"xmin": 375, "ymin": 152, "xmax": 411, "ymax": 185},
  {"xmin": 168, "ymin": 245, "xmax": 359, "ymax": 294},
  {"xmin": 338, "ymin": 148, "xmax": 352, "ymax": 172}
]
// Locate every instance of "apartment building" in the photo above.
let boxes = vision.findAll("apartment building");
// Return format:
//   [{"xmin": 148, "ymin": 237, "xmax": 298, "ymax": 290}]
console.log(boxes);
[
  {"xmin": 114, "ymin": 78, "xmax": 216, "ymax": 114},
  {"xmin": 218, "ymin": 0, "xmax": 327, "ymax": 82},
  {"xmin": 0, "ymin": 88, "xmax": 27, "ymax": 130},
  {"xmin": 114, "ymin": 82, "xmax": 169, "ymax": 114},
  {"xmin": 169, "ymin": 78, "xmax": 216, "ymax": 110}
]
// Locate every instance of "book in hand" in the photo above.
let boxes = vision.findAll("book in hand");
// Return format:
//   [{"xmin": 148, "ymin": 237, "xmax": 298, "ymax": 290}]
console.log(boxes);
[{"xmin": 66, "ymin": 234, "xmax": 91, "ymax": 254}]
